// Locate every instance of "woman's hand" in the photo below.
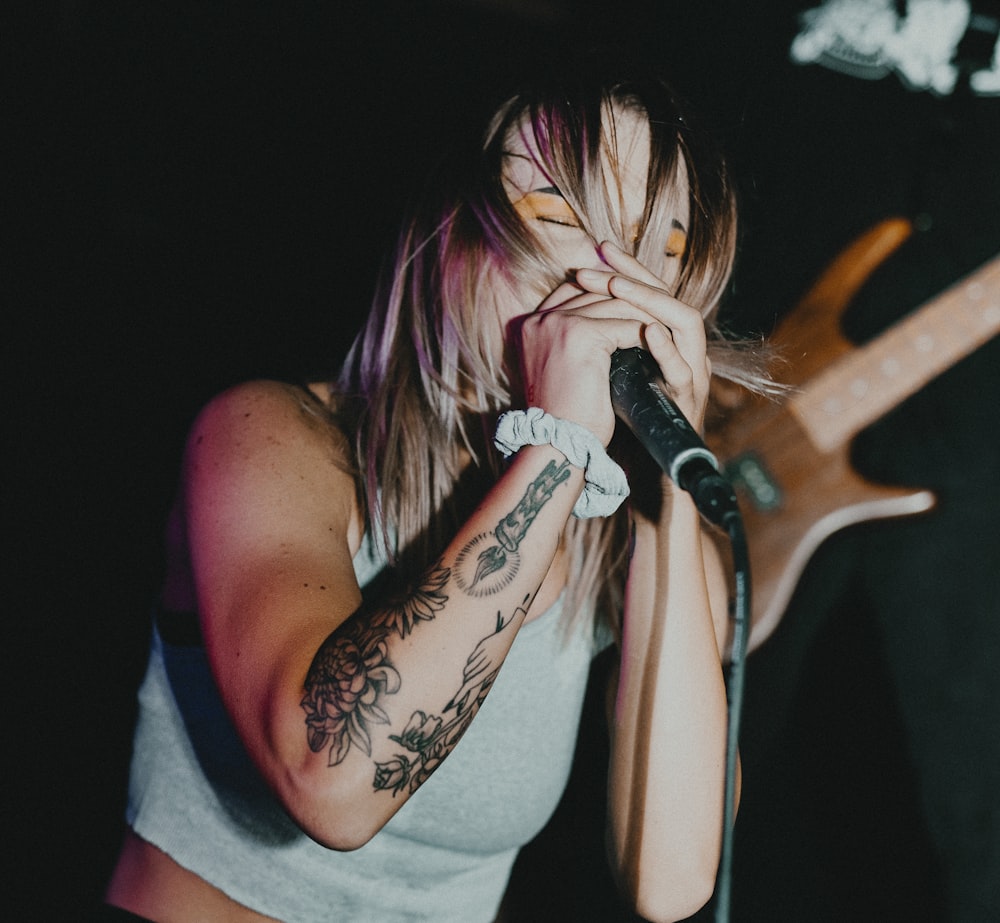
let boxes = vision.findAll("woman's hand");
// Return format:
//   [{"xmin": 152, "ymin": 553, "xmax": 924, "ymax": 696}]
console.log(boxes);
[
  {"xmin": 514, "ymin": 241, "xmax": 710, "ymax": 447},
  {"xmin": 576, "ymin": 241, "xmax": 711, "ymax": 431}
]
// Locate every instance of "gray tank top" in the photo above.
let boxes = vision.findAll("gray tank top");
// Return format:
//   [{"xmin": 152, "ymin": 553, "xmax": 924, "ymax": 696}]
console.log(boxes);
[{"xmin": 124, "ymin": 534, "xmax": 609, "ymax": 922}]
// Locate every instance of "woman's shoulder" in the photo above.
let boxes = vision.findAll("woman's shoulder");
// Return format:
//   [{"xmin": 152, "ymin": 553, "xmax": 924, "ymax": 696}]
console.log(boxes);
[
  {"xmin": 183, "ymin": 379, "xmax": 365, "ymax": 553},
  {"xmin": 187, "ymin": 379, "xmax": 355, "ymax": 479},
  {"xmin": 194, "ymin": 379, "xmax": 342, "ymax": 436}
]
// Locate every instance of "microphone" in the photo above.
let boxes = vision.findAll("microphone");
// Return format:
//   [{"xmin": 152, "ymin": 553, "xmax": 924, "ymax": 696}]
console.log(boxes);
[{"xmin": 609, "ymin": 347, "xmax": 739, "ymax": 526}]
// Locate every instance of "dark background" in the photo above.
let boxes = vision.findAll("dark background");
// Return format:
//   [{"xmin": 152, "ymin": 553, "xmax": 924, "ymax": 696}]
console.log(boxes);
[{"xmin": 10, "ymin": 1, "xmax": 1000, "ymax": 919}]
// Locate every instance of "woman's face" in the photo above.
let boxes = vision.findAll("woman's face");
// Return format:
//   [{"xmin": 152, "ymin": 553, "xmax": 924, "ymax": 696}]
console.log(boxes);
[{"xmin": 500, "ymin": 107, "xmax": 690, "ymax": 299}]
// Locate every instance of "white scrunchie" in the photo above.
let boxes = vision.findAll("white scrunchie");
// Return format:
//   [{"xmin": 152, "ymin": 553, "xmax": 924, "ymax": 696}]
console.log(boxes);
[{"xmin": 494, "ymin": 407, "xmax": 630, "ymax": 519}]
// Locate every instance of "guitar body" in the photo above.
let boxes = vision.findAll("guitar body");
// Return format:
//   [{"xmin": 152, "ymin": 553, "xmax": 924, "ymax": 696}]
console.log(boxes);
[{"xmin": 708, "ymin": 219, "xmax": 937, "ymax": 652}]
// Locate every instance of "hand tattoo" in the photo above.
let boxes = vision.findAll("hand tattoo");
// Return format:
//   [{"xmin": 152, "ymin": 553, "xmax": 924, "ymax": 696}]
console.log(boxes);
[{"xmin": 373, "ymin": 595, "xmax": 531, "ymax": 796}]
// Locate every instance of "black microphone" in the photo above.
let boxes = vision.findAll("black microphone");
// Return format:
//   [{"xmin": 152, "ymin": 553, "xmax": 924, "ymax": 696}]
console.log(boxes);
[{"xmin": 609, "ymin": 347, "xmax": 739, "ymax": 527}]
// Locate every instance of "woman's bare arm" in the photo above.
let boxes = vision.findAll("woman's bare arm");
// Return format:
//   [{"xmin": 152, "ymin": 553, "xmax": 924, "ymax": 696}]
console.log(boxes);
[
  {"xmin": 568, "ymin": 246, "xmax": 738, "ymax": 922},
  {"xmin": 606, "ymin": 492, "xmax": 737, "ymax": 923},
  {"xmin": 184, "ymin": 380, "xmax": 586, "ymax": 850}
]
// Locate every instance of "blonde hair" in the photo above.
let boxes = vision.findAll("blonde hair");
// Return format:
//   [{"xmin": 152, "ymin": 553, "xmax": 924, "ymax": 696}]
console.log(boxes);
[{"xmin": 337, "ymin": 72, "xmax": 772, "ymax": 633}]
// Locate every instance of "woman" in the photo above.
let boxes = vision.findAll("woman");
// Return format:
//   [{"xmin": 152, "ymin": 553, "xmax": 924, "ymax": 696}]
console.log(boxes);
[{"xmin": 105, "ymin": 68, "xmax": 766, "ymax": 923}]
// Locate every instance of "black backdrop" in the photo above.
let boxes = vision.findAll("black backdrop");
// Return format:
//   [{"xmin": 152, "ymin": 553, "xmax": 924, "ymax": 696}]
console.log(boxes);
[{"xmin": 10, "ymin": 2, "xmax": 1000, "ymax": 920}]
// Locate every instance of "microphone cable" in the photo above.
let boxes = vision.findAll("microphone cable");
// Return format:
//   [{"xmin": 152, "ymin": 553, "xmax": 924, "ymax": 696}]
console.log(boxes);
[{"xmin": 714, "ymin": 505, "xmax": 750, "ymax": 923}]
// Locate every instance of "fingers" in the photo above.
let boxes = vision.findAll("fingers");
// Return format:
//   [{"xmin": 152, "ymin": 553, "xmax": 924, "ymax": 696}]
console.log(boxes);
[
  {"xmin": 536, "ymin": 282, "xmax": 608, "ymax": 314},
  {"xmin": 599, "ymin": 239, "xmax": 670, "ymax": 289},
  {"xmin": 519, "ymin": 306, "xmax": 651, "ymax": 360},
  {"xmin": 571, "ymin": 244, "xmax": 712, "ymax": 425},
  {"xmin": 515, "ymin": 245, "xmax": 711, "ymax": 438},
  {"xmin": 536, "ymin": 279, "xmax": 589, "ymax": 312},
  {"xmin": 573, "ymin": 264, "xmax": 707, "ymax": 370}
]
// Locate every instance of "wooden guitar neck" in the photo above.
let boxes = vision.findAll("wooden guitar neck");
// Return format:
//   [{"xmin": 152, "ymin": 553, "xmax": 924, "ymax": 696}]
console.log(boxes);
[{"xmin": 708, "ymin": 219, "xmax": 1000, "ymax": 652}]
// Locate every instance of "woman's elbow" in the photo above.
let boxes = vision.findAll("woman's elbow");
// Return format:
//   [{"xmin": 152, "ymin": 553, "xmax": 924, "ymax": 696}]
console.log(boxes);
[
  {"xmin": 294, "ymin": 807, "xmax": 383, "ymax": 853},
  {"xmin": 612, "ymin": 839, "xmax": 720, "ymax": 923},
  {"xmin": 629, "ymin": 865, "xmax": 718, "ymax": 923},
  {"xmin": 271, "ymin": 762, "xmax": 391, "ymax": 852}
]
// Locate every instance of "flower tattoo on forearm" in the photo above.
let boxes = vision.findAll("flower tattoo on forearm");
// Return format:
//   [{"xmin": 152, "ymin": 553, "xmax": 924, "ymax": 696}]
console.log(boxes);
[
  {"xmin": 373, "ymin": 594, "xmax": 531, "ymax": 796},
  {"xmin": 300, "ymin": 561, "xmax": 449, "ymax": 767},
  {"xmin": 302, "ymin": 456, "xmax": 566, "ymax": 789}
]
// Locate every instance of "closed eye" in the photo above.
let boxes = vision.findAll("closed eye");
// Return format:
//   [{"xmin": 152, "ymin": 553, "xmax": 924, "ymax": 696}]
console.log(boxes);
[
  {"xmin": 537, "ymin": 214, "xmax": 581, "ymax": 227},
  {"xmin": 513, "ymin": 187, "xmax": 582, "ymax": 229},
  {"xmin": 664, "ymin": 221, "xmax": 687, "ymax": 259}
]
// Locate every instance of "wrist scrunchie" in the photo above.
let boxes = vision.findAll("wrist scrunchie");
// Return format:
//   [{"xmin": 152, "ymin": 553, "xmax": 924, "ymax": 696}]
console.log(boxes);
[{"xmin": 494, "ymin": 407, "xmax": 630, "ymax": 519}]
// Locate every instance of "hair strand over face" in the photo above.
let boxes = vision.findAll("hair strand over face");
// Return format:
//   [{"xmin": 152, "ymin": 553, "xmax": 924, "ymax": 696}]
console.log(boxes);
[{"xmin": 337, "ymin": 70, "xmax": 776, "ymax": 632}]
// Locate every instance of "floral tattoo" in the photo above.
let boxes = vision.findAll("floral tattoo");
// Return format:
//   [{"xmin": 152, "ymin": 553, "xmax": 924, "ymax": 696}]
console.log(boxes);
[
  {"xmin": 302, "ymin": 456, "xmax": 564, "ymax": 791},
  {"xmin": 301, "ymin": 561, "xmax": 449, "ymax": 767},
  {"xmin": 373, "ymin": 594, "xmax": 532, "ymax": 796},
  {"xmin": 454, "ymin": 458, "xmax": 572, "ymax": 597}
]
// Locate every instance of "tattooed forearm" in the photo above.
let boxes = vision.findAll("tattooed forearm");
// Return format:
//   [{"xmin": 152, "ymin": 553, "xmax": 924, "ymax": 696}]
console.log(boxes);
[
  {"xmin": 373, "ymin": 594, "xmax": 532, "ymax": 796},
  {"xmin": 454, "ymin": 458, "xmax": 572, "ymax": 597},
  {"xmin": 372, "ymin": 559, "xmax": 450, "ymax": 638},
  {"xmin": 300, "ymin": 560, "xmax": 450, "ymax": 767},
  {"xmin": 301, "ymin": 618, "xmax": 399, "ymax": 766},
  {"xmin": 495, "ymin": 458, "xmax": 572, "ymax": 553},
  {"xmin": 302, "ymin": 455, "xmax": 566, "ymax": 781}
]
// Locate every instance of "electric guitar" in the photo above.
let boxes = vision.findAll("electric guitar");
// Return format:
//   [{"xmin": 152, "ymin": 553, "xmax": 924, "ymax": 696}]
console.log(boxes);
[{"xmin": 707, "ymin": 218, "xmax": 1000, "ymax": 652}]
